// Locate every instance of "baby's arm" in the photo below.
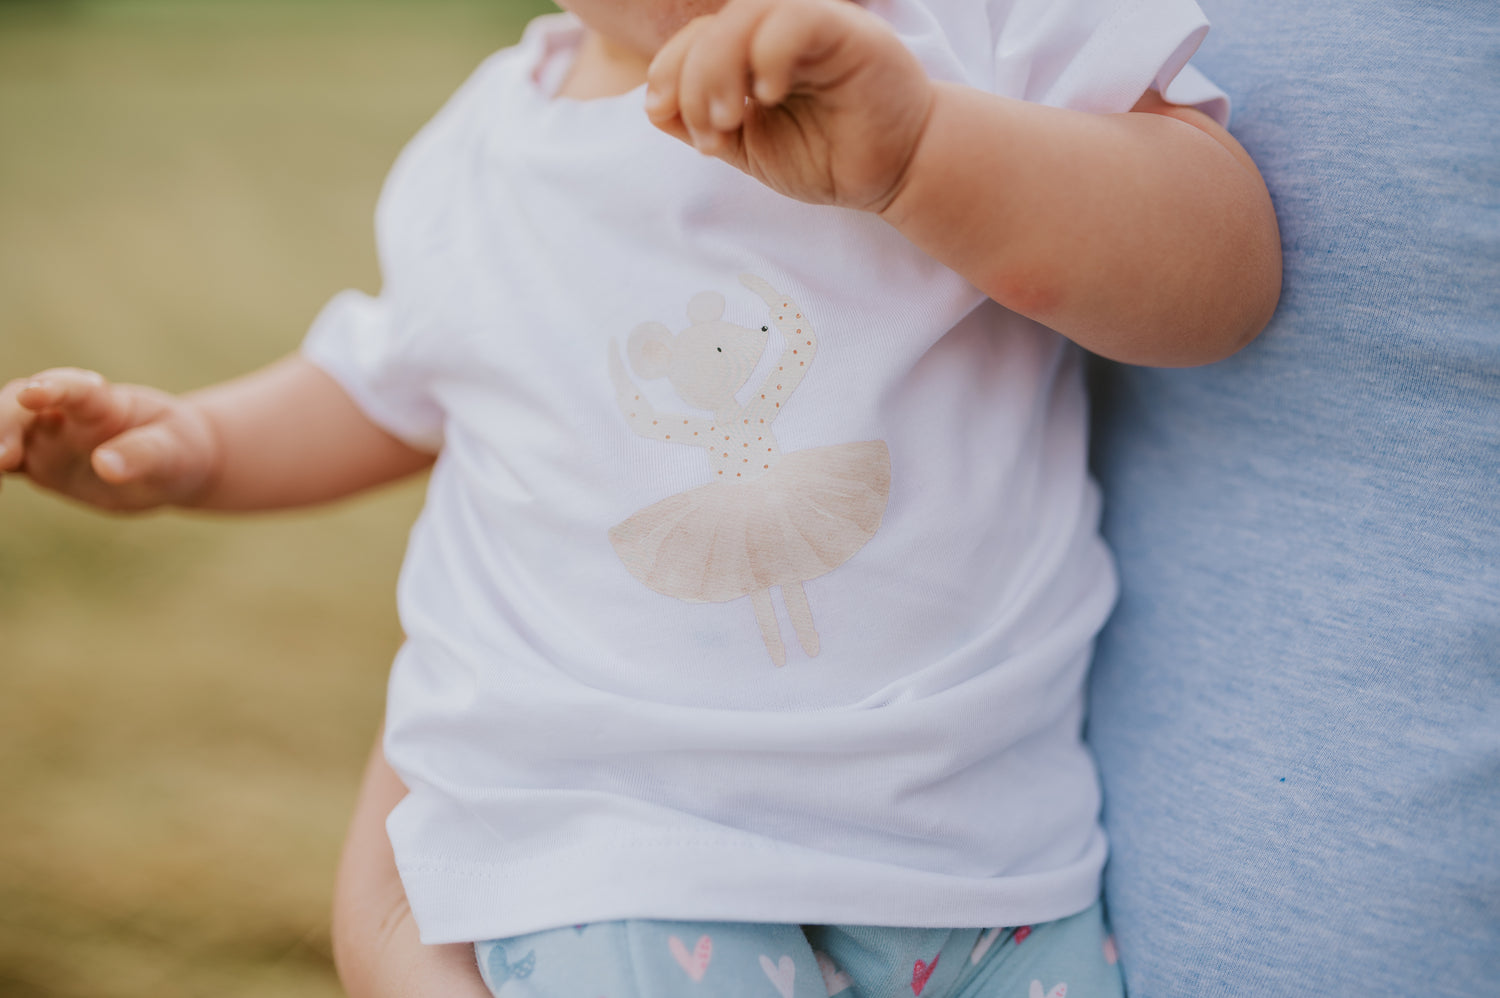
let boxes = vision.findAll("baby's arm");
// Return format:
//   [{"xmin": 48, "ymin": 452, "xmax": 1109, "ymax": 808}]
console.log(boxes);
[
  {"xmin": 876, "ymin": 86, "xmax": 1280, "ymax": 367},
  {"xmin": 0, "ymin": 354, "xmax": 432, "ymax": 513},
  {"xmin": 645, "ymin": 0, "xmax": 1281, "ymax": 367}
]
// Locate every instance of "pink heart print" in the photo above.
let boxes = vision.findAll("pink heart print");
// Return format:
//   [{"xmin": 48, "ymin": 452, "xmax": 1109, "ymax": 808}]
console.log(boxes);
[
  {"xmin": 760, "ymin": 954, "xmax": 797, "ymax": 998},
  {"xmin": 814, "ymin": 951, "xmax": 853, "ymax": 995},
  {"xmin": 668, "ymin": 935, "xmax": 713, "ymax": 982},
  {"xmin": 911, "ymin": 953, "xmax": 939, "ymax": 995}
]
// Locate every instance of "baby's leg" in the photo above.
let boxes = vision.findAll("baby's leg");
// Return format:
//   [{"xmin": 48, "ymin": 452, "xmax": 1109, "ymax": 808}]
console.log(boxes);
[{"xmin": 476, "ymin": 919, "xmax": 826, "ymax": 997}]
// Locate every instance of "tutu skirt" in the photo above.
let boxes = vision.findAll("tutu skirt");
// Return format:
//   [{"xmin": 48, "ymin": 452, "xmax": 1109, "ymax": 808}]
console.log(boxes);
[{"xmin": 609, "ymin": 441, "xmax": 891, "ymax": 603}]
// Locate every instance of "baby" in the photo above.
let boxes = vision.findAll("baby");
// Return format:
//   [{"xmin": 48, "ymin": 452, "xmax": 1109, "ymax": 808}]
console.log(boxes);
[{"xmin": 0, "ymin": 0, "xmax": 1280, "ymax": 995}]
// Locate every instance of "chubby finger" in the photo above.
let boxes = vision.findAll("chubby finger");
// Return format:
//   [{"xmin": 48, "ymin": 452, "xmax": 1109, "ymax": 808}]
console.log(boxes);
[
  {"xmin": 675, "ymin": 0, "xmax": 775, "ymax": 145},
  {"xmin": 0, "ymin": 433, "xmax": 23, "ymax": 473},
  {"xmin": 644, "ymin": 15, "xmax": 708, "ymax": 145},
  {"xmin": 91, "ymin": 422, "xmax": 181, "ymax": 486},
  {"xmin": 0, "ymin": 379, "xmax": 37, "ymax": 472},
  {"xmin": 16, "ymin": 367, "xmax": 117, "ymax": 423},
  {"xmin": 745, "ymin": 0, "xmax": 864, "ymax": 107}
]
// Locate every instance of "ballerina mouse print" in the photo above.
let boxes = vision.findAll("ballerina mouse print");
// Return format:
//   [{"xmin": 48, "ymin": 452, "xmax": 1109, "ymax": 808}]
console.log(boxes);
[{"xmin": 608, "ymin": 274, "xmax": 891, "ymax": 667}]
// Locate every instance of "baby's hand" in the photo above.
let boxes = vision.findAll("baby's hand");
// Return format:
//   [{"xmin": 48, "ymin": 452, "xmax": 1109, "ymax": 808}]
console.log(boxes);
[
  {"xmin": 0, "ymin": 368, "xmax": 218, "ymax": 511},
  {"xmin": 645, "ymin": 0, "xmax": 932, "ymax": 212}
]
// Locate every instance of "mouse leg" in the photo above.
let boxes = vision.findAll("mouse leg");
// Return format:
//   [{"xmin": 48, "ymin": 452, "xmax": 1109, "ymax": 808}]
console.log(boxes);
[
  {"xmin": 749, "ymin": 589, "xmax": 786, "ymax": 667},
  {"xmin": 782, "ymin": 582, "xmax": 821, "ymax": 658}
]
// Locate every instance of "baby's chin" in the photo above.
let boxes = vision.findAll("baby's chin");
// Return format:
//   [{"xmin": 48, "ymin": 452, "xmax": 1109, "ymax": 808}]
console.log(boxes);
[
  {"xmin": 648, "ymin": 0, "xmax": 731, "ymax": 36},
  {"xmin": 555, "ymin": 0, "xmax": 728, "ymax": 61}
]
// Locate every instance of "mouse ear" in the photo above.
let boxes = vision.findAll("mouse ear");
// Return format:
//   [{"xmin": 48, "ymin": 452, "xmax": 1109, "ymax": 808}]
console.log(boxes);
[
  {"xmin": 686, "ymin": 290, "xmax": 725, "ymax": 324},
  {"xmin": 627, "ymin": 321, "xmax": 674, "ymax": 379}
]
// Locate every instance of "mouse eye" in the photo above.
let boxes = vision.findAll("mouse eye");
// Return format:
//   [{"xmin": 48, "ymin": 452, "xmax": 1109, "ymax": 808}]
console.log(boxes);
[
  {"xmin": 761, "ymin": 326, "xmax": 769, "ymax": 332},
  {"xmin": 716, "ymin": 347, "xmax": 722, "ymax": 352}
]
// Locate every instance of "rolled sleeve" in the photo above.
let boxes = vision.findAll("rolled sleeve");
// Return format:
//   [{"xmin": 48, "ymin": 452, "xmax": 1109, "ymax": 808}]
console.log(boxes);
[
  {"xmin": 990, "ymin": 0, "xmax": 1229, "ymax": 121},
  {"xmin": 301, "ymin": 288, "xmax": 445, "ymax": 453}
]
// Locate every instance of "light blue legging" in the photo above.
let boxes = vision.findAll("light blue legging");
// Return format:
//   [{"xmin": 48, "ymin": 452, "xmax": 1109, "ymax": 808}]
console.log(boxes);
[{"xmin": 476, "ymin": 901, "xmax": 1122, "ymax": 997}]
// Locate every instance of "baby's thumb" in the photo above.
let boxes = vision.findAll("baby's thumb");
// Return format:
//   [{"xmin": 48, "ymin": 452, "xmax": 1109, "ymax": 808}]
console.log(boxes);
[{"xmin": 92, "ymin": 423, "xmax": 181, "ymax": 486}]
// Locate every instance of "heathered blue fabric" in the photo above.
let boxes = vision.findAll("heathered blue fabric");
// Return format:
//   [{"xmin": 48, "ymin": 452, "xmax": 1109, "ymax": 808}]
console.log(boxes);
[{"xmin": 1086, "ymin": 2, "xmax": 1499, "ymax": 996}]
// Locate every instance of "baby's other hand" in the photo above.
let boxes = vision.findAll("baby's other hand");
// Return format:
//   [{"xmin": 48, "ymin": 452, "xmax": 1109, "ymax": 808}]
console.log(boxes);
[
  {"xmin": 0, "ymin": 368, "xmax": 218, "ymax": 511},
  {"xmin": 645, "ymin": 0, "xmax": 933, "ymax": 212}
]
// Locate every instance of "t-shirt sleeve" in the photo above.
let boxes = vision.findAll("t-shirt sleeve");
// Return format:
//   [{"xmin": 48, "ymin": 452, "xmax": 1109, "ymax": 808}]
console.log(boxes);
[
  {"xmin": 298, "ymin": 47, "xmax": 511, "ymax": 454},
  {"xmin": 987, "ymin": 0, "xmax": 1229, "ymax": 122},
  {"xmin": 301, "ymin": 288, "xmax": 446, "ymax": 452}
]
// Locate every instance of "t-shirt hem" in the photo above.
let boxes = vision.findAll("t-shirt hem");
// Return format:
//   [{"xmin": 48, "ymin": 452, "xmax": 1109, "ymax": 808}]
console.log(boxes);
[{"xmin": 398, "ymin": 833, "xmax": 1107, "ymax": 945}]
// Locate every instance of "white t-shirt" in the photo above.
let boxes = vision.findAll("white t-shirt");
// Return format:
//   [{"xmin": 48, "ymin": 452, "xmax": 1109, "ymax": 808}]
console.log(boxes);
[{"xmin": 304, "ymin": 0, "xmax": 1226, "ymax": 945}]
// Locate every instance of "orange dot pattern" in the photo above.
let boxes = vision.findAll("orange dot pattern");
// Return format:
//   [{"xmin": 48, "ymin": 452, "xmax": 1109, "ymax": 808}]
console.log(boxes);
[{"xmin": 616, "ymin": 287, "xmax": 815, "ymax": 484}]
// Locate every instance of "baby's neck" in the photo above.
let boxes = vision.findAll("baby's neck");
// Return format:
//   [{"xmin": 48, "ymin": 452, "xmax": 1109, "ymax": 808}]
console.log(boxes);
[{"xmin": 556, "ymin": 31, "xmax": 651, "ymax": 100}]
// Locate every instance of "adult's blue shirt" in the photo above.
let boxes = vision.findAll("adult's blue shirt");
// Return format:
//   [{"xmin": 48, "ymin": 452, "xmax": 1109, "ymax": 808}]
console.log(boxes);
[{"xmin": 1087, "ymin": 2, "xmax": 1499, "ymax": 995}]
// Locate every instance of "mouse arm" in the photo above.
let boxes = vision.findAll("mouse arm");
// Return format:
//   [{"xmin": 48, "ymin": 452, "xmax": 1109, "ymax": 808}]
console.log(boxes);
[
  {"xmin": 740, "ymin": 274, "xmax": 818, "ymax": 425},
  {"xmin": 609, "ymin": 340, "xmax": 713, "ymax": 445}
]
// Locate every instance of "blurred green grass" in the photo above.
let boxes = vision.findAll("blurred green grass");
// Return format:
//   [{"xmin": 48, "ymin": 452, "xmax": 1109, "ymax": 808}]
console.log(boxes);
[{"xmin": 0, "ymin": 2, "xmax": 556, "ymax": 994}]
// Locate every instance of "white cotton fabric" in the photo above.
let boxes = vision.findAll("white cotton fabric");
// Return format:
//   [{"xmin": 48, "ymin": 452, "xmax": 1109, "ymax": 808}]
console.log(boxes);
[{"xmin": 303, "ymin": 0, "xmax": 1225, "ymax": 944}]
